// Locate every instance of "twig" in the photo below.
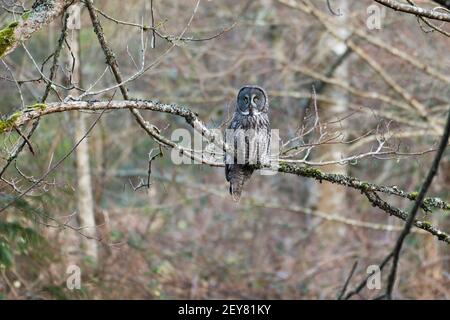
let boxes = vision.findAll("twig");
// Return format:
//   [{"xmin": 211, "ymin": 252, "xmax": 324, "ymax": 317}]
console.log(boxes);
[
  {"xmin": 327, "ymin": 0, "xmax": 343, "ymax": 16},
  {"xmin": 13, "ymin": 125, "xmax": 34, "ymax": 155},
  {"xmin": 150, "ymin": 0, "xmax": 156, "ymax": 48},
  {"xmin": 374, "ymin": 0, "xmax": 450, "ymax": 22},
  {"xmin": 343, "ymin": 252, "xmax": 393, "ymax": 300},
  {"xmin": 0, "ymin": 11, "xmax": 69, "ymax": 178},
  {"xmin": 129, "ymin": 147, "xmax": 163, "ymax": 191},
  {"xmin": 385, "ymin": 106, "xmax": 450, "ymax": 299},
  {"xmin": 0, "ymin": 108, "xmax": 107, "ymax": 214},
  {"xmin": 337, "ymin": 260, "xmax": 358, "ymax": 299}
]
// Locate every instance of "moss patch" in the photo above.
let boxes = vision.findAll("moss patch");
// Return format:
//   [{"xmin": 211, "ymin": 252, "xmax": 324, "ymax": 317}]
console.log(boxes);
[
  {"xmin": 22, "ymin": 11, "xmax": 31, "ymax": 21},
  {"xmin": 26, "ymin": 103, "xmax": 46, "ymax": 111},
  {"xmin": 0, "ymin": 111, "xmax": 21, "ymax": 133},
  {"xmin": 408, "ymin": 191, "xmax": 419, "ymax": 200},
  {"xmin": 360, "ymin": 182, "xmax": 372, "ymax": 192},
  {"xmin": 0, "ymin": 21, "xmax": 18, "ymax": 58},
  {"xmin": 420, "ymin": 221, "xmax": 432, "ymax": 230}
]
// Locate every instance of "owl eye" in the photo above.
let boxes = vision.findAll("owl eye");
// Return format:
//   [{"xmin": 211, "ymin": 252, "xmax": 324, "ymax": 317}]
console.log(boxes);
[
  {"xmin": 243, "ymin": 96, "xmax": 249, "ymax": 104},
  {"xmin": 253, "ymin": 96, "xmax": 259, "ymax": 103}
]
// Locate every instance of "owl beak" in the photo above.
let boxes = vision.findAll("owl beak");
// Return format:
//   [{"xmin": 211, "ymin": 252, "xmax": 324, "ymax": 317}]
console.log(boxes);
[{"xmin": 249, "ymin": 102, "xmax": 256, "ymax": 115}]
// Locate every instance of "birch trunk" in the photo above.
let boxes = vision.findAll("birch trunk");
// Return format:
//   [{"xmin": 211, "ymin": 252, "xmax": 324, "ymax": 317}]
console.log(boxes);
[
  {"xmin": 68, "ymin": 22, "xmax": 98, "ymax": 265},
  {"xmin": 315, "ymin": 1, "xmax": 349, "ymax": 218}
]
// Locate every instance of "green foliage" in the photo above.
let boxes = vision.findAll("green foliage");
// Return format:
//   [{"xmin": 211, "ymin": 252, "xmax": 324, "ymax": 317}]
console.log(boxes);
[
  {"xmin": 0, "ymin": 104, "xmax": 46, "ymax": 134},
  {"xmin": 127, "ymin": 231, "xmax": 144, "ymax": 250},
  {"xmin": 0, "ymin": 221, "xmax": 41, "ymax": 244},
  {"xmin": 42, "ymin": 285, "xmax": 69, "ymax": 300},
  {"xmin": 0, "ymin": 241, "xmax": 13, "ymax": 268},
  {"xmin": 0, "ymin": 111, "xmax": 21, "ymax": 133},
  {"xmin": 0, "ymin": 221, "xmax": 44, "ymax": 270},
  {"xmin": 110, "ymin": 230, "xmax": 123, "ymax": 242},
  {"xmin": 26, "ymin": 103, "xmax": 46, "ymax": 111},
  {"xmin": 0, "ymin": 21, "xmax": 18, "ymax": 58},
  {"xmin": 0, "ymin": 195, "xmax": 47, "ymax": 270},
  {"xmin": 21, "ymin": 11, "xmax": 31, "ymax": 21},
  {"xmin": 0, "ymin": 194, "xmax": 37, "ymax": 220},
  {"xmin": 42, "ymin": 284, "xmax": 89, "ymax": 300}
]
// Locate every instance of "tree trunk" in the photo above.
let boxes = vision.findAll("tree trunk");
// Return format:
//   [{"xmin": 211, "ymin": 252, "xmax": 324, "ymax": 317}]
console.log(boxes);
[
  {"xmin": 68, "ymin": 19, "xmax": 98, "ymax": 265},
  {"xmin": 315, "ymin": 1, "xmax": 349, "ymax": 222}
]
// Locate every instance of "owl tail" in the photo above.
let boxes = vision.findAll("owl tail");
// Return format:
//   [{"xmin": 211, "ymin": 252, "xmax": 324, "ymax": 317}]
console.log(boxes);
[
  {"xmin": 229, "ymin": 168, "xmax": 253, "ymax": 202},
  {"xmin": 230, "ymin": 182, "xmax": 243, "ymax": 202}
]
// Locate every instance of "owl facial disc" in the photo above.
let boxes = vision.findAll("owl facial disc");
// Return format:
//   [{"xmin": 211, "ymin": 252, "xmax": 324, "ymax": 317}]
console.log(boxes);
[{"xmin": 237, "ymin": 85, "xmax": 268, "ymax": 115}]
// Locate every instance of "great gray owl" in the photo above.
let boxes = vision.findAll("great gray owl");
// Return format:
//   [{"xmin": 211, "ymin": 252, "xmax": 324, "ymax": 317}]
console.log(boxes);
[{"xmin": 225, "ymin": 85, "xmax": 271, "ymax": 202}]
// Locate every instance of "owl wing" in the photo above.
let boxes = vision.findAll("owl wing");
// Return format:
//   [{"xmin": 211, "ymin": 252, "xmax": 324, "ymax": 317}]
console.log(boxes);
[
  {"xmin": 225, "ymin": 163, "xmax": 231, "ymax": 182},
  {"xmin": 224, "ymin": 116, "xmax": 253, "ymax": 201},
  {"xmin": 258, "ymin": 127, "xmax": 271, "ymax": 166},
  {"xmin": 225, "ymin": 116, "xmax": 239, "ymax": 181}
]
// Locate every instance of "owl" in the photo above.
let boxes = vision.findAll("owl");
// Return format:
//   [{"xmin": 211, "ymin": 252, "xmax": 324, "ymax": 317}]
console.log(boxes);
[{"xmin": 225, "ymin": 85, "xmax": 271, "ymax": 202}]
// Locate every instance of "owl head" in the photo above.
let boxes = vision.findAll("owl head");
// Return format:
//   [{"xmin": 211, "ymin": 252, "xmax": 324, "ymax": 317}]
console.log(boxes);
[{"xmin": 236, "ymin": 85, "xmax": 269, "ymax": 116}]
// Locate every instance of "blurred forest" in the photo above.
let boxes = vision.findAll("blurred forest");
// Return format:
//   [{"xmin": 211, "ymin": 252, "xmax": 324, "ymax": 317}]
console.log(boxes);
[{"xmin": 0, "ymin": 0, "xmax": 449, "ymax": 299}]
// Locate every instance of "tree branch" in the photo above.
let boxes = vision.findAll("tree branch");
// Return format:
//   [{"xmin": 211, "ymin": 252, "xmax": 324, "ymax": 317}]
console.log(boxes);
[
  {"xmin": 374, "ymin": 0, "xmax": 450, "ymax": 22},
  {"xmin": 432, "ymin": 0, "xmax": 450, "ymax": 10},
  {"xmin": 1, "ymin": 99, "xmax": 449, "ymax": 244},
  {"xmin": 385, "ymin": 104, "xmax": 450, "ymax": 299},
  {"xmin": 0, "ymin": 0, "xmax": 74, "ymax": 58},
  {"xmin": 0, "ymin": 11, "xmax": 69, "ymax": 178}
]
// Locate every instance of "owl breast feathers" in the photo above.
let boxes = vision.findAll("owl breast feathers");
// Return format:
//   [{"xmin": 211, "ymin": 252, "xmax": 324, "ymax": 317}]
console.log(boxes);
[{"xmin": 225, "ymin": 85, "xmax": 271, "ymax": 202}]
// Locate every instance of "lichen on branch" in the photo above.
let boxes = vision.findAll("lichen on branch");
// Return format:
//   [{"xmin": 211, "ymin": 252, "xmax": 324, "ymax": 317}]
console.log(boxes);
[
  {"xmin": 0, "ymin": 0, "xmax": 72, "ymax": 58},
  {"xmin": 0, "ymin": 22, "xmax": 18, "ymax": 58},
  {"xmin": 1, "ymin": 99, "xmax": 449, "ymax": 243}
]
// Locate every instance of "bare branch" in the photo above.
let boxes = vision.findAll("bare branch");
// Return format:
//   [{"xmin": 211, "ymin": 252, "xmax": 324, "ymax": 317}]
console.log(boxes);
[
  {"xmin": 385, "ymin": 105, "xmax": 450, "ymax": 299},
  {"xmin": 0, "ymin": 0, "xmax": 74, "ymax": 58},
  {"xmin": 374, "ymin": 0, "xmax": 450, "ymax": 22}
]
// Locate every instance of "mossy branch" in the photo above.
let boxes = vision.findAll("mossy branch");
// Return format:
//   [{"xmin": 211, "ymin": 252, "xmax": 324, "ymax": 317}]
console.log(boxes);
[
  {"xmin": 0, "ymin": 22, "xmax": 18, "ymax": 58},
  {"xmin": 0, "ymin": 0, "xmax": 72, "ymax": 58},
  {"xmin": 277, "ymin": 162, "xmax": 450, "ymax": 212},
  {"xmin": 1, "ymin": 99, "xmax": 449, "ymax": 243}
]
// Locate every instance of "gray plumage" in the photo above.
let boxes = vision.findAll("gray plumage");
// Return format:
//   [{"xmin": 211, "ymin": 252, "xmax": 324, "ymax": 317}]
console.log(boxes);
[{"xmin": 225, "ymin": 85, "xmax": 271, "ymax": 202}]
